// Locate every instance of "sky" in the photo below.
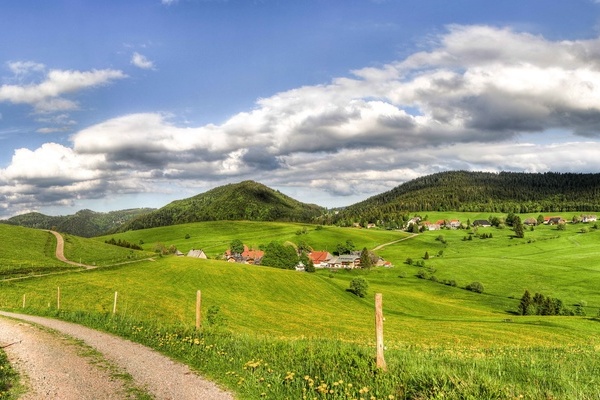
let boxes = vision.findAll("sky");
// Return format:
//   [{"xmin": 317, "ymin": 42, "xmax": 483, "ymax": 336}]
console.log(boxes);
[{"xmin": 2, "ymin": 0, "xmax": 600, "ymax": 218}]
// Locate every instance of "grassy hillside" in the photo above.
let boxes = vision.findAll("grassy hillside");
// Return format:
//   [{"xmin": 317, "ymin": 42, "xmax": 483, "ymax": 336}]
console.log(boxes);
[
  {"xmin": 2, "ymin": 218, "xmax": 600, "ymax": 398},
  {"xmin": 0, "ymin": 225, "xmax": 77, "ymax": 278},
  {"xmin": 100, "ymin": 220, "xmax": 408, "ymax": 259},
  {"xmin": 117, "ymin": 181, "xmax": 325, "ymax": 231},
  {"xmin": 2, "ymin": 219, "xmax": 599, "ymax": 346},
  {"xmin": 0, "ymin": 225, "xmax": 155, "ymax": 278}
]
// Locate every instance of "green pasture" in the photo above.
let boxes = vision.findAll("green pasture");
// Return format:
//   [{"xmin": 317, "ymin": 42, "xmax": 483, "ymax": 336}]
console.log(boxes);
[
  {"xmin": 3, "ymin": 217, "xmax": 600, "ymax": 399},
  {"xmin": 97, "ymin": 221, "xmax": 409, "ymax": 258},
  {"xmin": 0, "ymin": 225, "xmax": 76, "ymax": 277}
]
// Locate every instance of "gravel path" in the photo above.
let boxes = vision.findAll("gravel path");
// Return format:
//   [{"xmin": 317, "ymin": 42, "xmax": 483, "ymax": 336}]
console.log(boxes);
[{"xmin": 0, "ymin": 311, "xmax": 235, "ymax": 400}]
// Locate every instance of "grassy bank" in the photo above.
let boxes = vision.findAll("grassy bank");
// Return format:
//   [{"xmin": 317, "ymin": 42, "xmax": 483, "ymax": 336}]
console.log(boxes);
[{"xmin": 0, "ymin": 350, "xmax": 18, "ymax": 400}]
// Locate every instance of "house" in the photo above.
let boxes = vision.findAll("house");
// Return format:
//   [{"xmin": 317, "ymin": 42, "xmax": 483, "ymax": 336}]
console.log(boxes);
[
  {"xmin": 224, "ymin": 246, "xmax": 265, "ymax": 265},
  {"xmin": 308, "ymin": 251, "xmax": 334, "ymax": 268},
  {"xmin": 448, "ymin": 220, "xmax": 461, "ymax": 229},
  {"xmin": 472, "ymin": 220, "xmax": 491, "ymax": 227},
  {"xmin": 327, "ymin": 254, "xmax": 360, "ymax": 269},
  {"xmin": 422, "ymin": 221, "xmax": 440, "ymax": 231},
  {"xmin": 581, "ymin": 214, "xmax": 597, "ymax": 223},
  {"xmin": 523, "ymin": 217, "xmax": 538, "ymax": 226},
  {"xmin": 186, "ymin": 249, "xmax": 207, "ymax": 259},
  {"xmin": 547, "ymin": 217, "xmax": 566, "ymax": 225},
  {"xmin": 366, "ymin": 223, "xmax": 377, "ymax": 229}
]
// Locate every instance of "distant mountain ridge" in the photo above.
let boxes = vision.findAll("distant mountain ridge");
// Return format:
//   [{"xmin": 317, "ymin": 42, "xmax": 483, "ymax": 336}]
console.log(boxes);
[
  {"xmin": 6, "ymin": 172, "xmax": 600, "ymax": 236},
  {"xmin": 336, "ymin": 171, "xmax": 600, "ymax": 223},
  {"xmin": 116, "ymin": 180, "xmax": 325, "ymax": 232},
  {"xmin": 1, "ymin": 208, "xmax": 155, "ymax": 237}
]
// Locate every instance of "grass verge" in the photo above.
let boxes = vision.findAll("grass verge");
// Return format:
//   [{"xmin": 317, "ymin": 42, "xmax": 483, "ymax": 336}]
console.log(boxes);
[
  {"xmin": 25, "ymin": 309, "xmax": 600, "ymax": 400},
  {"xmin": 0, "ymin": 350, "xmax": 19, "ymax": 400}
]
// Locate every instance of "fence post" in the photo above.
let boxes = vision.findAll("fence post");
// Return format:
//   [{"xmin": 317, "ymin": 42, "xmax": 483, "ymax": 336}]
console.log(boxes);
[
  {"xmin": 113, "ymin": 291, "xmax": 118, "ymax": 314},
  {"xmin": 57, "ymin": 287, "xmax": 61, "ymax": 310},
  {"xmin": 375, "ymin": 293, "xmax": 387, "ymax": 371},
  {"xmin": 22, "ymin": 294, "xmax": 26, "ymax": 308},
  {"xmin": 195, "ymin": 290, "xmax": 202, "ymax": 330}
]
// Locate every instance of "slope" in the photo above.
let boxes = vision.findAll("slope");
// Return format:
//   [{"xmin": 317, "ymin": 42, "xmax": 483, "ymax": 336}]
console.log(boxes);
[{"xmin": 118, "ymin": 180, "xmax": 325, "ymax": 231}]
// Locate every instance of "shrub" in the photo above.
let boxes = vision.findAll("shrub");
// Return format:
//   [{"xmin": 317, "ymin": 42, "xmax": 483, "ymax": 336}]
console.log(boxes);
[
  {"xmin": 207, "ymin": 305, "xmax": 226, "ymax": 326},
  {"xmin": 465, "ymin": 281, "xmax": 484, "ymax": 293},
  {"xmin": 348, "ymin": 278, "xmax": 368, "ymax": 298}
]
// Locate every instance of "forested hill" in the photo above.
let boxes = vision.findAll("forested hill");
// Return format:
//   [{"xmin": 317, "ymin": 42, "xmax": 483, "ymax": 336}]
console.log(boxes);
[
  {"xmin": 335, "ymin": 171, "xmax": 600, "ymax": 223},
  {"xmin": 1, "ymin": 208, "xmax": 154, "ymax": 237},
  {"xmin": 117, "ymin": 180, "xmax": 325, "ymax": 231}
]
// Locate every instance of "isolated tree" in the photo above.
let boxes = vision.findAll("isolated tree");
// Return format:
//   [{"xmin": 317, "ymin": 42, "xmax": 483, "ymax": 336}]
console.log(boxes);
[
  {"xmin": 360, "ymin": 247, "xmax": 372, "ymax": 269},
  {"xmin": 465, "ymin": 281, "xmax": 484, "ymax": 293},
  {"xmin": 348, "ymin": 278, "xmax": 369, "ymax": 298},
  {"xmin": 423, "ymin": 251, "xmax": 430, "ymax": 260},
  {"xmin": 537, "ymin": 214, "xmax": 545, "ymax": 225},
  {"xmin": 230, "ymin": 239, "xmax": 244, "ymax": 255},
  {"xmin": 513, "ymin": 216, "xmax": 525, "ymax": 238}
]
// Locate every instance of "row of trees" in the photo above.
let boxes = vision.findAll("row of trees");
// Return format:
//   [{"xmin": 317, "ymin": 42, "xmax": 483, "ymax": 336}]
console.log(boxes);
[{"xmin": 517, "ymin": 290, "xmax": 585, "ymax": 316}]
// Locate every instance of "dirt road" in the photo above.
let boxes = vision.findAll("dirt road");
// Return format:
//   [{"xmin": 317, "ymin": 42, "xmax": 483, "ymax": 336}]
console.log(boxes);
[{"xmin": 0, "ymin": 311, "xmax": 234, "ymax": 399}]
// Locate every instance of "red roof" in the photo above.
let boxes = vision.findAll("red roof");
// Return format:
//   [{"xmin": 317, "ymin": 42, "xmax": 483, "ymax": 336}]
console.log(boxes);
[
  {"xmin": 309, "ymin": 251, "xmax": 331, "ymax": 263},
  {"xmin": 226, "ymin": 245, "xmax": 264, "ymax": 259}
]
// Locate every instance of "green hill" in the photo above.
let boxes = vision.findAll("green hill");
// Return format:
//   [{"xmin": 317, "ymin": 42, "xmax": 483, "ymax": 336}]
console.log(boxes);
[
  {"xmin": 117, "ymin": 180, "xmax": 325, "ymax": 231},
  {"xmin": 336, "ymin": 170, "xmax": 600, "ymax": 224},
  {"xmin": 2, "ymin": 208, "xmax": 154, "ymax": 237}
]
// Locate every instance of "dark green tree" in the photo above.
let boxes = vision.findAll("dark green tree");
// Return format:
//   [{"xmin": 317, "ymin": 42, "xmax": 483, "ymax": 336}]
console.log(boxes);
[
  {"xmin": 513, "ymin": 216, "xmax": 525, "ymax": 238},
  {"xmin": 360, "ymin": 247, "xmax": 372, "ymax": 269},
  {"xmin": 537, "ymin": 214, "xmax": 545, "ymax": 225},
  {"xmin": 230, "ymin": 239, "xmax": 244, "ymax": 255},
  {"xmin": 518, "ymin": 290, "xmax": 532, "ymax": 315},
  {"xmin": 261, "ymin": 242, "xmax": 298, "ymax": 269},
  {"xmin": 348, "ymin": 277, "xmax": 369, "ymax": 298}
]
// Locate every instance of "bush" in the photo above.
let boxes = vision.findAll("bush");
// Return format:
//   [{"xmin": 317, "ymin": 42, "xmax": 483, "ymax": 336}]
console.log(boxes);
[
  {"xmin": 465, "ymin": 281, "xmax": 484, "ymax": 293},
  {"xmin": 348, "ymin": 278, "xmax": 369, "ymax": 298}
]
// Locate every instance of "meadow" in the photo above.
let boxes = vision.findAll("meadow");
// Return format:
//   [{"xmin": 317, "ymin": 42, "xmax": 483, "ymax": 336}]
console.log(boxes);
[{"xmin": 1, "ymin": 216, "xmax": 600, "ymax": 399}]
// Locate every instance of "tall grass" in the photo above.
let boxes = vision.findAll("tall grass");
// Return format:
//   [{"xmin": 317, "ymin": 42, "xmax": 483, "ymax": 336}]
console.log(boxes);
[{"xmin": 26, "ymin": 309, "xmax": 600, "ymax": 399}]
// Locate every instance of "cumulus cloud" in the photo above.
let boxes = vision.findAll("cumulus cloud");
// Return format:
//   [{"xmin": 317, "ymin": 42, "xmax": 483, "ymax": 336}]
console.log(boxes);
[
  {"xmin": 3, "ymin": 25, "xmax": 600, "ymax": 216},
  {"xmin": 0, "ymin": 66, "xmax": 126, "ymax": 113},
  {"xmin": 131, "ymin": 52, "xmax": 155, "ymax": 70}
]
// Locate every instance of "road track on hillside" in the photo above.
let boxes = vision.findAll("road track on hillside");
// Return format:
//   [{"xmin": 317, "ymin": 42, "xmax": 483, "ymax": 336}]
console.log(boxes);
[
  {"xmin": 371, "ymin": 233, "xmax": 418, "ymax": 251},
  {"xmin": 0, "ymin": 311, "xmax": 234, "ymax": 400},
  {"xmin": 47, "ymin": 230, "xmax": 96, "ymax": 269}
]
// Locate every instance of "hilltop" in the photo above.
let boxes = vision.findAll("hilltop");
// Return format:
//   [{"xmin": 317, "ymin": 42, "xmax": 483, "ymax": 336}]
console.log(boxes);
[
  {"xmin": 335, "ymin": 171, "xmax": 600, "ymax": 224},
  {"xmin": 1, "ymin": 208, "xmax": 155, "ymax": 238},
  {"xmin": 117, "ymin": 180, "xmax": 325, "ymax": 232}
]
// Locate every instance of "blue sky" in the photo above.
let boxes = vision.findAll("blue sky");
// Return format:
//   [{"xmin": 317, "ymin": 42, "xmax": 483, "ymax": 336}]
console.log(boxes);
[{"xmin": 2, "ymin": 0, "xmax": 600, "ymax": 218}]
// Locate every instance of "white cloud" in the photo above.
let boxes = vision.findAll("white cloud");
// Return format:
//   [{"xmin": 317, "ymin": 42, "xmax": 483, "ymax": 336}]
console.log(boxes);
[
  {"xmin": 131, "ymin": 52, "xmax": 155, "ymax": 70},
  {"xmin": 7, "ymin": 61, "xmax": 45, "ymax": 77},
  {"xmin": 0, "ymin": 67, "xmax": 126, "ymax": 113},
  {"xmin": 3, "ymin": 25, "xmax": 600, "ymax": 216}
]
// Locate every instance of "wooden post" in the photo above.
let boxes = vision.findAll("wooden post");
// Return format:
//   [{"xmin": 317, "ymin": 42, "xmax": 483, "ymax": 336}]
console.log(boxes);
[
  {"xmin": 22, "ymin": 294, "xmax": 26, "ymax": 308},
  {"xmin": 113, "ymin": 291, "xmax": 118, "ymax": 314},
  {"xmin": 57, "ymin": 287, "xmax": 61, "ymax": 310},
  {"xmin": 195, "ymin": 290, "xmax": 202, "ymax": 330},
  {"xmin": 375, "ymin": 293, "xmax": 387, "ymax": 371}
]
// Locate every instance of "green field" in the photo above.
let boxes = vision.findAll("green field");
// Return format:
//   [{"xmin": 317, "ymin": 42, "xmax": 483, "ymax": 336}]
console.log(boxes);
[{"xmin": 1, "ymin": 218, "xmax": 600, "ymax": 399}]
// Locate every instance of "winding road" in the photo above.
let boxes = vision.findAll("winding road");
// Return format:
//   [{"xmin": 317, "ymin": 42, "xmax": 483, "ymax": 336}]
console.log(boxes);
[
  {"xmin": 0, "ymin": 231, "xmax": 234, "ymax": 399},
  {"xmin": 0, "ymin": 312, "xmax": 234, "ymax": 399}
]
